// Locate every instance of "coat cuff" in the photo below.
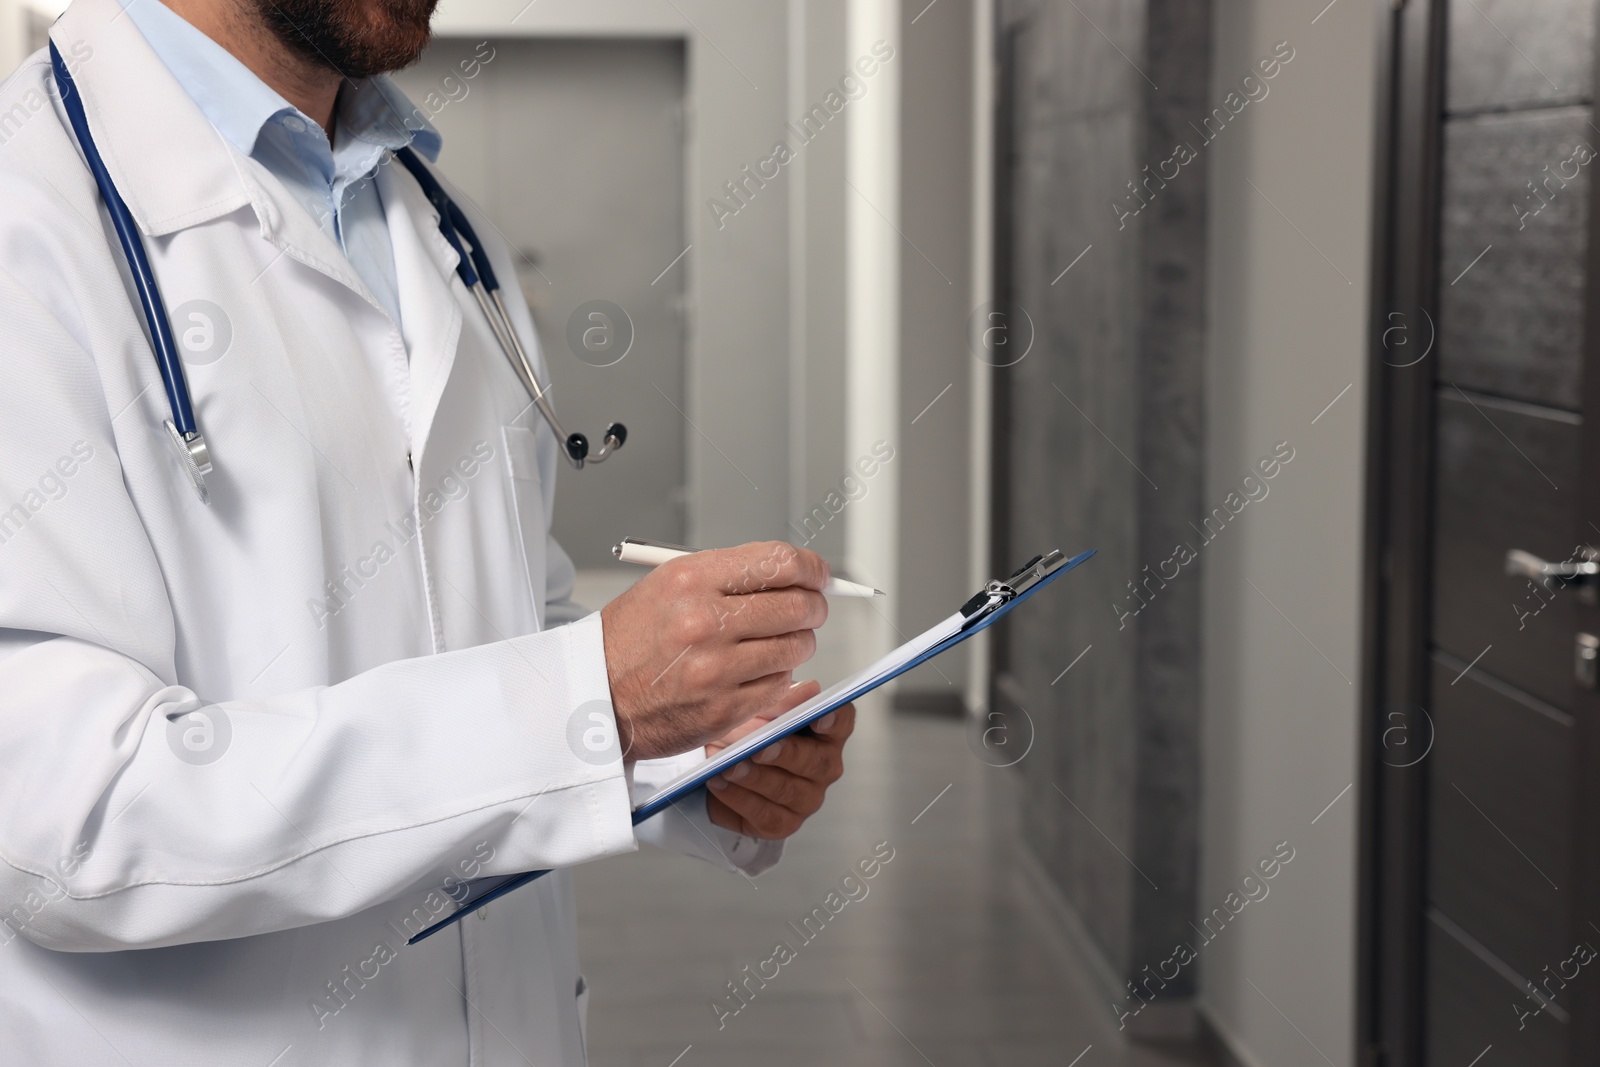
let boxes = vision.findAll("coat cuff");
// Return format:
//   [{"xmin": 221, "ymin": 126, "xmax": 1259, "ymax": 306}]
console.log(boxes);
[
  {"xmin": 497, "ymin": 611, "xmax": 638, "ymax": 872},
  {"xmin": 628, "ymin": 751, "xmax": 785, "ymax": 876}
]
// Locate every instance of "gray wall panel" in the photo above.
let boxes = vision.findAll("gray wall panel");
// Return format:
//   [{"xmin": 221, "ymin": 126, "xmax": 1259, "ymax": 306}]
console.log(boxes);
[
  {"xmin": 895, "ymin": 0, "xmax": 976, "ymax": 700},
  {"xmin": 998, "ymin": 0, "xmax": 1207, "ymax": 1016}
]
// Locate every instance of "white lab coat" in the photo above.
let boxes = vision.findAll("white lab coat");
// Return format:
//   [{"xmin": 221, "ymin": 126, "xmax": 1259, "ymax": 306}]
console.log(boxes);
[{"xmin": 0, "ymin": 2, "xmax": 776, "ymax": 1063}]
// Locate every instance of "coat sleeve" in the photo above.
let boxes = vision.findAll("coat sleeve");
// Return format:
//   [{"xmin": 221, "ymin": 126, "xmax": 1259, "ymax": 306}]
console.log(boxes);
[{"xmin": 0, "ymin": 267, "xmax": 638, "ymax": 953}]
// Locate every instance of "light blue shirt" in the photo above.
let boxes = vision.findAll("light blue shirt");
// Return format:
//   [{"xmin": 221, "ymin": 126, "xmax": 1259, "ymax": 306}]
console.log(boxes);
[{"xmin": 123, "ymin": 0, "xmax": 442, "ymax": 329}]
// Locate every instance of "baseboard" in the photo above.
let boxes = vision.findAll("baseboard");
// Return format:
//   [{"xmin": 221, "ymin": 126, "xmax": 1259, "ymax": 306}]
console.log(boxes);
[
  {"xmin": 1195, "ymin": 1001, "xmax": 1270, "ymax": 1067},
  {"xmin": 890, "ymin": 690, "xmax": 967, "ymax": 717},
  {"xmin": 1011, "ymin": 841, "xmax": 1199, "ymax": 1041}
]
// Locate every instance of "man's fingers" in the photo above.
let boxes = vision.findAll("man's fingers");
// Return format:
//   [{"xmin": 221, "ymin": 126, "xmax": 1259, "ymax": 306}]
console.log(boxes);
[
  {"xmin": 719, "ymin": 628, "xmax": 817, "ymax": 683},
  {"xmin": 703, "ymin": 696, "xmax": 855, "ymax": 841},
  {"xmin": 717, "ymin": 670, "xmax": 796, "ymax": 726},
  {"xmin": 707, "ymin": 792, "xmax": 763, "ymax": 837},
  {"xmin": 810, "ymin": 703, "xmax": 856, "ymax": 740},
  {"xmin": 661, "ymin": 593, "xmax": 824, "ymax": 666},
  {"xmin": 706, "ymin": 778, "xmax": 810, "ymax": 839},
  {"xmin": 692, "ymin": 541, "xmax": 832, "ymax": 594},
  {"xmin": 711, "ymin": 760, "xmax": 826, "ymax": 815},
  {"xmin": 725, "ymin": 541, "xmax": 831, "ymax": 592},
  {"xmin": 712, "ymin": 587, "xmax": 828, "ymax": 641},
  {"xmin": 752, "ymin": 732, "xmax": 843, "ymax": 783}
]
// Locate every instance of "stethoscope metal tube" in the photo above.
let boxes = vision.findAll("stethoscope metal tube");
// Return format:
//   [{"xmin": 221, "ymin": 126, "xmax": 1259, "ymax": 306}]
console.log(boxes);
[{"xmin": 49, "ymin": 41, "xmax": 625, "ymax": 504}]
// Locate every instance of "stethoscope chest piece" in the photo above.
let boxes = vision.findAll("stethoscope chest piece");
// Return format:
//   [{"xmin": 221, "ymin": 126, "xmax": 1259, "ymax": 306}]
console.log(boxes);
[{"xmin": 163, "ymin": 420, "xmax": 213, "ymax": 504}]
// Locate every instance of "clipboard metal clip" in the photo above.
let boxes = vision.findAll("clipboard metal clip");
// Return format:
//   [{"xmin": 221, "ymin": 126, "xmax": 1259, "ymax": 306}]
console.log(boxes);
[{"xmin": 961, "ymin": 548, "xmax": 1068, "ymax": 620}]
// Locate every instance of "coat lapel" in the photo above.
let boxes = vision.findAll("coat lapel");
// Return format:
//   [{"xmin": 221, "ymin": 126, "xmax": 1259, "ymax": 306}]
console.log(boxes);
[{"xmin": 376, "ymin": 158, "xmax": 463, "ymax": 463}]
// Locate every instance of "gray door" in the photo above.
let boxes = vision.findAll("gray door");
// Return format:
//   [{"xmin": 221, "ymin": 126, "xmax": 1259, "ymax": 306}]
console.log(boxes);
[
  {"xmin": 392, "ymin": 37, "xmax": 689, "ymax": 567},
  {"xmin": 1419, "ymin": 3, "xmax": 1594, "ymax": 1064}
]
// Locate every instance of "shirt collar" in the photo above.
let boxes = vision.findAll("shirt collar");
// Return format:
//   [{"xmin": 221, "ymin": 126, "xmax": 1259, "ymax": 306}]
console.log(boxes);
[
  {"xmin": 343, "ymin": 76, "xmax": 443, "ymax": 164},
  {"xmin": 119, "ymin": 0, "xmax": 441, "ymax": 164}
]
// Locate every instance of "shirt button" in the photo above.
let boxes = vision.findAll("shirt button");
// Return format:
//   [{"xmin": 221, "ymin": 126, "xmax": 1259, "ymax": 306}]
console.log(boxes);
[{"xmin": 282, "ymin": 115, "xmax": 307, "ymax": 133}]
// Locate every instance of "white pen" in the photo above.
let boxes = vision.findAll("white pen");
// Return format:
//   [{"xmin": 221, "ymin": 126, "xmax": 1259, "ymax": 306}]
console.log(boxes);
[{"xmin": 613, "ymin": 537, "xmax": 885, "ymax": 598}]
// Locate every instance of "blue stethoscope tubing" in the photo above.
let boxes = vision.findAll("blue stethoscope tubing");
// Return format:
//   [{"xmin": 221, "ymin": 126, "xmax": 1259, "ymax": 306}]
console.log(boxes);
[
  {"xmin": 389, "ymin": 147, "xmax": 625, "ymax": 470},
  {"xmin": 51, "ymin": 41, "xmax": 214, "ymax": 501},
  {"xmin": 49, "ymin": 41, "xmax": 624, "ymax": 504}
]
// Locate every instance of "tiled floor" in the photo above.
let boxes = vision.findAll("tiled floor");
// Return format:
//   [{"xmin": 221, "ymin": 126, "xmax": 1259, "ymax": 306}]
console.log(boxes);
[{"xmin": 570, "ymin": 571, "xmax": 1216, "ymax": 1067}]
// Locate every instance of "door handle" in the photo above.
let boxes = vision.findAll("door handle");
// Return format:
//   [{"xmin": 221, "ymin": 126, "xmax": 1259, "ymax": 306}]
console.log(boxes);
[
  {"xmin": 1506, "ymin": 549, "xmax": 1600, "ymax": 601},
  {"xmin": 1579, "ymin": 634, "xmax": 1600, "ymax": 689}
]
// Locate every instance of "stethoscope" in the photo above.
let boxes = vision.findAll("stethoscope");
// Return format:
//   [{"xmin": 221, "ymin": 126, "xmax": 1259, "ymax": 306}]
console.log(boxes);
[{"xmin": 49, "ymin": 42, "xmax": 626, "ymax": 505}]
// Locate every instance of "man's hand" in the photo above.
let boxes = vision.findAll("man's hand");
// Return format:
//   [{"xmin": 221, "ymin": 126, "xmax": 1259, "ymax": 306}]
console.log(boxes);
[
  {"xmin": 704, "ymin": 680, "xmax": 856, "ymax": 840},
  {"xmin": 600, "ymin": 542, "xmax": 830, "ymax": 762}
]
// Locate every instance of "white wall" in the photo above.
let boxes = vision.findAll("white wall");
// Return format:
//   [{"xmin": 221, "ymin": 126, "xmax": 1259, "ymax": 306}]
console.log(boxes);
[
  {"xmin": 0, "ymin": 2, "xmax": 22, "ymax": 71},
  {"xmin": 1198, "ymin": 2, "xmax": 1377, "ymax": 1066},
  {"xmin": 890, "ymin": 0, "xmax": 977, "ymax": 700},
  {"xmin": 5, "ymin": 0, "xmax": 57, "ymax": 68},
  {"xmin": 964, "ymin": 0, "xmax": 993, "ymax": 712},
  {"xmin": 843, "ymin": 0, "xmax": 900, "ymax": 643}
]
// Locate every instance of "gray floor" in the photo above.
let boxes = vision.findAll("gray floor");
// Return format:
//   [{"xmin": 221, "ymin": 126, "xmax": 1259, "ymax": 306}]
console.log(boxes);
[{"xmin": 571, "ymin": 571, "xmax": 1214, "ymax": 1067}]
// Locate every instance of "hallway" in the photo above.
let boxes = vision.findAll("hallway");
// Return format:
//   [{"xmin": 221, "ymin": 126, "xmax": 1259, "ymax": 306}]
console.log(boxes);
[{"xmin": 571, "ymin": 572, "xmax": 1217, "ymax": 1067}]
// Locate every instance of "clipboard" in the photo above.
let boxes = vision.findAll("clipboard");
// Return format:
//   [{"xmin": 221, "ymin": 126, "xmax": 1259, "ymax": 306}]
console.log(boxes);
[{"xmin": 405, "ymin": 547, "xmax": 1095, "ymax": 944}]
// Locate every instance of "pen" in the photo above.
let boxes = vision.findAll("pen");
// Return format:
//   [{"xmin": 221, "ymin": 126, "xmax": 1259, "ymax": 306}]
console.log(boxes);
[{"xmin": 613, "ymin": 537, "xmax": 885, "ymax": 598}]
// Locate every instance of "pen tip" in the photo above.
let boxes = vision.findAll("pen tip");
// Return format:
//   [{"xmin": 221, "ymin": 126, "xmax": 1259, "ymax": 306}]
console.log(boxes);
[{"xmin": 612, "ymin": 543, "xmax": 622, "ymax": 558}]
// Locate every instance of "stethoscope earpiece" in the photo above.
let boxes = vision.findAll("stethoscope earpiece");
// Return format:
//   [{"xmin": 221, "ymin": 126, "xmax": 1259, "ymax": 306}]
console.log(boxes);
[{"xmin": 562, "ymin": 420, "xmax": 629, "ymax": 470}]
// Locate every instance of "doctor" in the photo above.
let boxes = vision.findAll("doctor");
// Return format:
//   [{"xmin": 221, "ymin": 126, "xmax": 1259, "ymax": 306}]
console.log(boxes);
[{"xmin": 0, "ymin": 0, "xmax": 856, "ymax": 1063}]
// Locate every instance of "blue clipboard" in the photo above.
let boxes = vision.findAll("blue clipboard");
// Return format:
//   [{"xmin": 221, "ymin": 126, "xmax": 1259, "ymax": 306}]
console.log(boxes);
[{"xmin": 406, "ymin": 547, "xmax": 1095, "ymax": 944}]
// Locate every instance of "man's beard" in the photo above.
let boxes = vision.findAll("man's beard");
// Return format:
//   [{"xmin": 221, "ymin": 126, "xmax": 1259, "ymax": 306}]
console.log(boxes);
[{"xmin": 254, "ymin": 0, "xmax": 440, "ymax": 79}]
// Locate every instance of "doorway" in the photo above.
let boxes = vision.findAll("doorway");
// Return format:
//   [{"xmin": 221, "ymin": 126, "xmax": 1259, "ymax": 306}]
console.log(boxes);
[{"xmin": 1364, "ymin": 2, "xmax": 1599, "ymax": 1064}]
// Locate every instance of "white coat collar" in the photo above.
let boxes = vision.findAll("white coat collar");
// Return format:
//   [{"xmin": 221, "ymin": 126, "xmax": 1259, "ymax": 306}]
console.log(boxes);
[
  {"xmin": 51, "ymin": 0, "xmax": 371, "ymax": 301},
  {"xmin": 52, "ymin": 0, "xmax": 471, "ymax": 457},
  {"xmin": 52, "ymin": 0, "xmax": 255, "ymax": 237},
  {"xmin": 50, "ymin": 0, "xmax": 442, "ymax": 323}
]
